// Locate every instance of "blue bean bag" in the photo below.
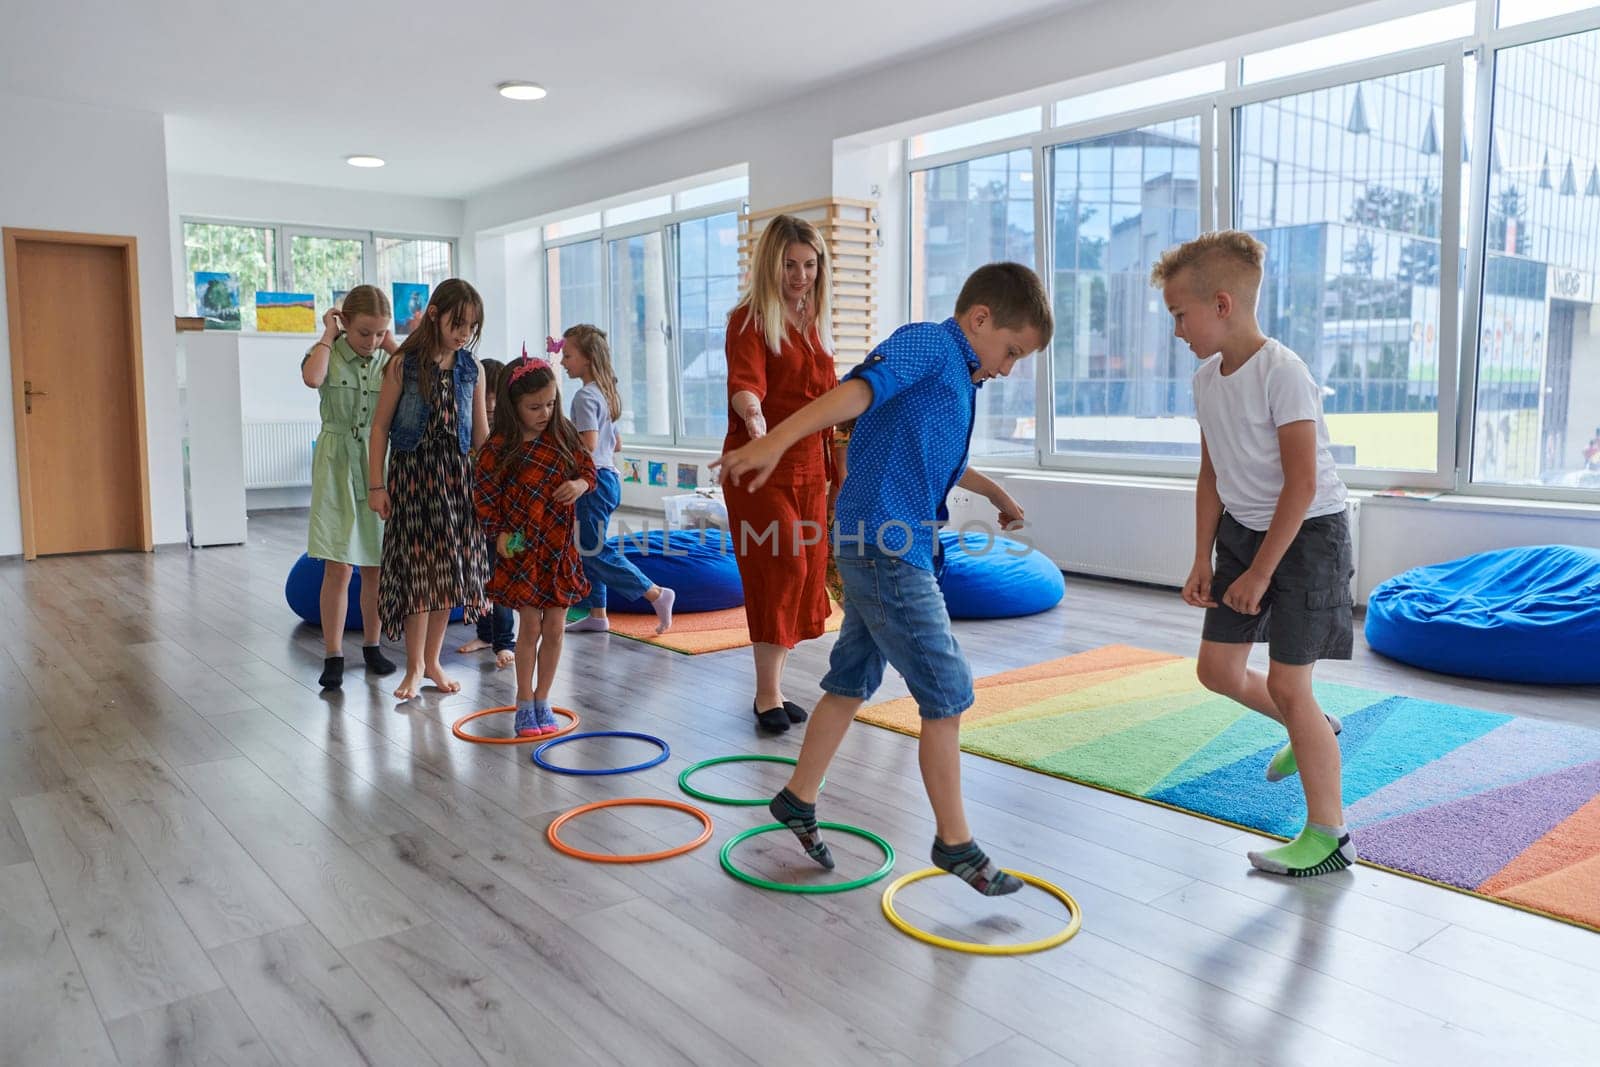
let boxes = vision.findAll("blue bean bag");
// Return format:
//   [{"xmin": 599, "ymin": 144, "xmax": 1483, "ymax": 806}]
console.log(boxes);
[
  {"xmin": 608, "ymin": 529, "xmax": 745, "ymax": 614},
  {"xmin": 285, "ymin": 553, "xmax": 462, "ymax": 631},
  {"xmin": 1365, "ymin": 545, "xmax": 1600, "ymax": 684},
  {"xmin": 937, "ymin": 528, "xmax": 1065, "ymax": 620}
]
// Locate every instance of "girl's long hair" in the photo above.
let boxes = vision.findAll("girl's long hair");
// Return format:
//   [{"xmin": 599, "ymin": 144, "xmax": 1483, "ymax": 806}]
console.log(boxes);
[
  {"xmin": 562, "ymin": 324, "xmax": 622, "ymax": 421},
  {"xmin": 730, "ymin": 214, "xmax": 832, "ymax": 356},
  {"xmin": 394, "ymin": 278, "xmax": 483, "ymax": 411},
  {"xmin": 485, "ymin": 359, "xmax": 585, "ymax": 487}
]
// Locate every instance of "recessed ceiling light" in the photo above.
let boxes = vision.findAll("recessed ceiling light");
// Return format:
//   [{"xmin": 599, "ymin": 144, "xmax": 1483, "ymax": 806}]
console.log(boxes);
[
  {"xmin": 498, "ymin": 81, "xmax": 547, "ymax": 101},
  {"xmin": 345, "ymin": 154, "xmax": 385, "ymax": 168}
]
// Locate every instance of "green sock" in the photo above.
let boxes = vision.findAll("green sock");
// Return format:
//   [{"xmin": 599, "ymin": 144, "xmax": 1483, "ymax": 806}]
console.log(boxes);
[
  {"xmin": 1264, "ymin": 713, "xmax": 1342, "ymax": 783},
  {"xmin": 1248, "ymin": 823, "xmax": 1356, "ymax": 877}
]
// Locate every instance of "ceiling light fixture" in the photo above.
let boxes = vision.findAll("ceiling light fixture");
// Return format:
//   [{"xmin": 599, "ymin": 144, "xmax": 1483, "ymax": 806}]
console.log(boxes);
[
  {"xmin": 345, "ymin": 155, "xmax": 385, "ymax": 168},
  {"xmin": 498, "ymin": 81, "xmax": 548, "ymax": 101}
]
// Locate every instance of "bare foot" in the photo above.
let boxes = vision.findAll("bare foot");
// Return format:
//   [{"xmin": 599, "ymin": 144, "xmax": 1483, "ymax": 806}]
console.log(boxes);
[
  {"xmin": 394, "ymin": 671, "xmax": 423, "ymax": 700},
  {"xmin": 494, "ymin": 649, "xmax": 515, "ymax": 670},
  {"xmin": 424, "ymin": 666, "xmax": 461, "ymax": 693},
  {"xmin": 457, "ymin": 638, "xmax": 491, "ymax": 653}
]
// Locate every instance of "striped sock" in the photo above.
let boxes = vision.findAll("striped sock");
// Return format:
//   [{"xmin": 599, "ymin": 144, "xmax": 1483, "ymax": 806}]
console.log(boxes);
[
  {"xmin": 769, "ymin": 788, "xmax": 834, "ymax": 870},
  {"xmin": 931, "ymin": 838, "xmax": 1024, "ymax": 896},
  {"xmin": 1248, "ymin": 823, "xmax": 1357, "ymax": 877}
]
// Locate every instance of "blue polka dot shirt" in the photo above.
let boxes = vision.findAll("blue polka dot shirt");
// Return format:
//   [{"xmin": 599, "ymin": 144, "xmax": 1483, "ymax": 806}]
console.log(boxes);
[{"xmin": 835, "ymin": 317, "xmax": 981, "ymax": 572}]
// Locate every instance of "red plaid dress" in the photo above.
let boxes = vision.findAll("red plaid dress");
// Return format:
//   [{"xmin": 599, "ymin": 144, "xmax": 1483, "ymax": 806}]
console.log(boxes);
[{"xmin": 474, "ymin": 433, "xmax": 596, "ymax": 609}]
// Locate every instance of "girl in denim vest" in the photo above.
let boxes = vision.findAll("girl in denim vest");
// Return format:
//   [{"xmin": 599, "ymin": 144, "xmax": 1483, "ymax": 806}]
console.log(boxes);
[{"xmin": 368, "ymin": 279, "xmax": 492, "ymax": 700}]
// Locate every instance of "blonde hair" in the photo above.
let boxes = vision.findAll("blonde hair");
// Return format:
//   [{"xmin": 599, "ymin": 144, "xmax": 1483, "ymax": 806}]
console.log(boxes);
[
  {"xmin": 339, "ymin": 283, "xmax": 391, "ymax": 323},
  {"xmin": 563, "ymin": 324, "xmax": 622, "ymax": 421},
  {"xmin": 1149, "ymin": 230, "xmax": 1267, "ymax": 307},
  {"xmin": 732, "ymin": 214, "xmax": 833, "ymax": 356}
]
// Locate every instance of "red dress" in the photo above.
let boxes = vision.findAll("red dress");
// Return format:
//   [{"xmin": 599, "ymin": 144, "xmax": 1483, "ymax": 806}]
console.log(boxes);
[
  {"xmin": 474, "ymin": 434, "xmax": 597, "ymax": 609},
  {"xmin": 723, "ymin": 307, "xmax": 838, "ymax": 648}
]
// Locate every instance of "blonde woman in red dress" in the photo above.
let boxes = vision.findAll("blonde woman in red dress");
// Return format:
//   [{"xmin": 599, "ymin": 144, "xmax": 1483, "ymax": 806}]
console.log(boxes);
[
  {"xmin": 474, "ymin": 358, "xmax": 596, "ymax": 737},
  {"xmin": 724, "ymin": 215, "xmax": 839, "ymax": 733}
]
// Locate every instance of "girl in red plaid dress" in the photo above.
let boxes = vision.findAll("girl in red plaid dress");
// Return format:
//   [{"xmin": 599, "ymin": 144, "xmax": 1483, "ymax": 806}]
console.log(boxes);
[{"xmin": 474, "ymin": 358, "xmax": 596, "ymax": 736}]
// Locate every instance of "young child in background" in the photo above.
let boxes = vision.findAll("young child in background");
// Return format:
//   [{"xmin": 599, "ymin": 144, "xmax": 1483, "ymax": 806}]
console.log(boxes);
[
  {"xmin": 302, "ymin": 285, "xmax": 400, "ymax": 688},
  {"xmin": 1154, "ymin": 230, "xmax": 1356, "ymax": 877},
  {"xmin": 368, "ymin": 279, "xmax": 491, "ymax": 700},
  {"xmin": 558, "ymin": 325, "xmax": 675, "ymax": 635},
  {"xmin": 716, "ymin": 262, "xmax": 1049, "ymax": 895},
  {"xmin": 457, "ymin": 356, "xmax": 517, "ymax": 666},
  {"xmin": 475, "ymin": 358, "xmax": 597, "ymax": 736}
]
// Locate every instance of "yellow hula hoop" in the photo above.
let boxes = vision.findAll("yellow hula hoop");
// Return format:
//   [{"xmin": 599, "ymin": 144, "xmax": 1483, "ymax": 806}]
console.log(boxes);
[{"xmin": 880, "ymin": 867, "xmax": 1082, "ymax": 955}]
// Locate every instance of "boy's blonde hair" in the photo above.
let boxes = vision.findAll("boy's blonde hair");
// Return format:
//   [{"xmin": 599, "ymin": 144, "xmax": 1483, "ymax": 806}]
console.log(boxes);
[{"xmin": 1149, "ymin": 230, "xmax": 1267, "ymax": 308}]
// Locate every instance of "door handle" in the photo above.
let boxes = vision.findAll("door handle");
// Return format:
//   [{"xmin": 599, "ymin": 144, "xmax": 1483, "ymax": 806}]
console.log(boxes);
[{"xmin": 23, "ymin": 380, "xmax": 46, "ymax": 414}]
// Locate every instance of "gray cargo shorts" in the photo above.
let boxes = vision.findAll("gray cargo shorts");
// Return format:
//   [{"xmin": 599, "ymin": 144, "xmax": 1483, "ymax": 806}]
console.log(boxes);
[{"xmin": 1203, "ymin": 510, "xmax": 1354, "ymax": 666}]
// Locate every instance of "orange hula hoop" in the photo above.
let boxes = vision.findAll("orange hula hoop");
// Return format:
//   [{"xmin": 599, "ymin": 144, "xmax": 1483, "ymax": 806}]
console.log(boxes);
[
  {"xmin": 451, "ymin": 705, "xmax": 580, "ymax": 744},
  {"xmin": 547, "ymin": 798, "xmax": 714, "ymax": 863}
]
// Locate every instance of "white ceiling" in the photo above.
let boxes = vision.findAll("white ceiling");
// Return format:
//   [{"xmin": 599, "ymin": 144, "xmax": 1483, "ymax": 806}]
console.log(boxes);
[{"xmin": 2, "ymin": 0, "xmax": 1081, "ymax": 200}]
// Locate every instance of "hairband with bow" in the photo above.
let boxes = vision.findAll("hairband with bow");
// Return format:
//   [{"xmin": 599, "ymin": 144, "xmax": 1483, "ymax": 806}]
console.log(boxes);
[{"xmin": 507, "ymin": 355, "xmax": 551, "ymax": 385}]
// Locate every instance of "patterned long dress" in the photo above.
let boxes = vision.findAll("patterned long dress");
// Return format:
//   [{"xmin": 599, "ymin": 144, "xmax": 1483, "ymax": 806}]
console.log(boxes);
[{"xmin": 377, "ymin": 364, "xmax": 490, "ymax": 639}]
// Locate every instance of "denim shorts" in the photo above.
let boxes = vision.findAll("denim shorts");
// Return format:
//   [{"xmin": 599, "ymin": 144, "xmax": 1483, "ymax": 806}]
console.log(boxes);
[
  {"xmin": 820, "ymin": 546, "xmax": 974, "ymax": 719},
  {"xmin": 1203, "ymin": 510, "xmax": 1354, "ymax": 666}
]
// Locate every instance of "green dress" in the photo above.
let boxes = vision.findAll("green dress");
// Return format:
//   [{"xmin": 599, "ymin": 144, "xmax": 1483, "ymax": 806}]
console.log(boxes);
[{"xmin": 307, "ymin": 336, "xmax": 389, "ymax": 566}]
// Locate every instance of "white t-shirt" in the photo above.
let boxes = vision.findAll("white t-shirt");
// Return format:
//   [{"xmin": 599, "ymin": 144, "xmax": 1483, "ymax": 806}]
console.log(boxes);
[{"xmin": 1192, "ymin": 338, "xmax": 1347, "ymax": 532}]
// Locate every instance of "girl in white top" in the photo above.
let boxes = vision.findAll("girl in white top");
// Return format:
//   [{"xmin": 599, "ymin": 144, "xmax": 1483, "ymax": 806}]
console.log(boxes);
[{"xmin": 557, "ymin": 325, "xmax": 675, "ymax": 635}]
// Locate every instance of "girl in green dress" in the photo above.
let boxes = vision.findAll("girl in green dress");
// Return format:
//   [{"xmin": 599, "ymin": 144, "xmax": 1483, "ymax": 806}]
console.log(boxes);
[{"xmin": 301, "ymin": 284, "xmax": 399, "ymax": 688}]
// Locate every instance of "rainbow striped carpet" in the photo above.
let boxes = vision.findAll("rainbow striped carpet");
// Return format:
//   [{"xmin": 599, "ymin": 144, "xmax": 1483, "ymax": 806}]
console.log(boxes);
[{"xmin": 859, "ymin": 645, "xmax": 1600, "ymax": 932}]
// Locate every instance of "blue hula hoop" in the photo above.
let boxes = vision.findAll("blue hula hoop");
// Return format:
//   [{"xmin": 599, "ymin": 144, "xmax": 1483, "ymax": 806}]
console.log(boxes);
[{"xmin": 531, "ymin": 730, "xmax": 671, "ymax": 776}]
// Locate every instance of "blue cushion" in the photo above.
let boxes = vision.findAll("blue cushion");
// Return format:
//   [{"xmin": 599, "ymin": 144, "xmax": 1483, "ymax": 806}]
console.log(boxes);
[
  {"xmin": 609, "ymin": 529, "xmax": 745, "ymax": 614},
  {"xmin": 937, "ymin": 529, "xmax": 1065, "ymax": 620},
  {"xmin": 285, "ymin": 553, "xmax": 462, "ymax": 631},
  {"xmin": 1365, "ymin": 545, "xmax": 1600, "ymax": 684}
]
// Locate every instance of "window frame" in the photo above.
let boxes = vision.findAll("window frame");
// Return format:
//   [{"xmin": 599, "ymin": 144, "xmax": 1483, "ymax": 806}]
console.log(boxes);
[
  {"xmin": 542, "ymin": 197, "xmax": 747, "ymax": 448},
  {"xmin": 178, "ymin": 216, "xmax": 456, "ymax": 334}
]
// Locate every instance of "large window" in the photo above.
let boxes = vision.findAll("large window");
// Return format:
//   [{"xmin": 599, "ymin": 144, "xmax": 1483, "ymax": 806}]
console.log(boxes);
[
  {"xmin": 289, "ymin": 234, "xmax": 363, "ymax": 321},
  {"xmin": 1051, "ymin": 117, "xmax": 1205, "ymax": 459},
  {"xmin": 894, "ymin": 1, "xmax": 1600, "ymax": 498},
  {"xmin": 545, "ymin": 240, "xmax": 604, "ymax": 335},
  {"xmin": 676, "ymin": 211, "xmax": 740, "ymax": 441},
  {"xmin": 911, "ymin": 148, "xmax": 1037, "ymax": 458},
  {"xmin": 541, "ymin": 177, "xmax": 749, "ymax": 447},
  {"xmin": 1236, "ymin": 67, "xmax": 1449, "ymax": 473},
  {"xmin": 1474, "ymin": 26, "xmax": 1600, "ymax": 489},
  {"xmin": 609, "ymin": 231, "xmax": 672, "ymax": 439},
  {"xmin": 183, "ymin": 222, "xmax": 275, "ymax": 331},
  {"xmin": 180, "ymin": 221, "xmax": 453, "ymax": 332}
]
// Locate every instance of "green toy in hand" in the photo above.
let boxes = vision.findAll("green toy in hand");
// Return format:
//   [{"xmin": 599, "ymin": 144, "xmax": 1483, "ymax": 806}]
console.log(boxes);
[{"xmin": 506, "ymin": 531, "xmax": 527, "ymax": 555}]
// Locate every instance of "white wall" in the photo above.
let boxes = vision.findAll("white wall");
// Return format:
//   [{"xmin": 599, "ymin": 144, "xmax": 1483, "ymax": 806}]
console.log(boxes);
[
  {"xmin": 0, "ymin": 92, "xmax": 187, "ymax": 552},
  {"xmin": 167, "ymin": 171, "xmax": 468, "ymax": 316}
]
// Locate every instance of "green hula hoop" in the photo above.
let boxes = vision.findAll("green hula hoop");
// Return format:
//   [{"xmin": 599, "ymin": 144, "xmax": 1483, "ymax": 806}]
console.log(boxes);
[
  {"xmin": 720, "ymin": 821, "xmax": 895, "ymax": 894},
  {"xmin": 678, "ymin": 754, "xmax": 822, "ymax": 806}
]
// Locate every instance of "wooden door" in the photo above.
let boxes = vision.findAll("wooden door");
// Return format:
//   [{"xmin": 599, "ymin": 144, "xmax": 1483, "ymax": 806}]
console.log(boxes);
[{"xmin": 4, "ymin": 230, "xmax": 152, "ymax": 558}]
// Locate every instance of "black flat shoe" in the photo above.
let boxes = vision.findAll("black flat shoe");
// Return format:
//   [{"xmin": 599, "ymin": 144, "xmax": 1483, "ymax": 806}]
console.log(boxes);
[
  {"xmin": 754, "ymin": 700, "xmax": 789, "ymax": 733},
  {"xmin": 782, "ymin": 700, "xmax": 809, "ymax": 724}
]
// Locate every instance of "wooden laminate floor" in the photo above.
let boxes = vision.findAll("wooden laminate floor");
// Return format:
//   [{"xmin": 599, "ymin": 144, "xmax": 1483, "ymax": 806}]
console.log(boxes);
[{"xmin": 2, "ymin": 510, "xmax": 1597, "ymax": 1066}]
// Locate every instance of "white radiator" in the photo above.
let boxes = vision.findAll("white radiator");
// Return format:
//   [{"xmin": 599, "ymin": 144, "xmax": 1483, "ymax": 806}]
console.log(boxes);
[
  {"xmin": 242, "ymin": 419, "xmax": 319, "ymax": 489},
  {"xmin": 950, "ymin": 473, "xmax": 1363, "ymax": 600}
]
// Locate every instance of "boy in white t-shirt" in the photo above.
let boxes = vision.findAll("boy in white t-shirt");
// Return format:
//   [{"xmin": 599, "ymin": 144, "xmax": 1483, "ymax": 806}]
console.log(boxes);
[{"xmin": 1152, "ymin": 230, "xmax": 1356, "ymax": 878}]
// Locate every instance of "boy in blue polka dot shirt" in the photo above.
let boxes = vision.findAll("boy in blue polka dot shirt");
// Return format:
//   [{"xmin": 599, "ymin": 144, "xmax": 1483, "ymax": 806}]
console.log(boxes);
[{"xmin": 716, "ymin": 262, "xmax": 1053, "ymax": 895}]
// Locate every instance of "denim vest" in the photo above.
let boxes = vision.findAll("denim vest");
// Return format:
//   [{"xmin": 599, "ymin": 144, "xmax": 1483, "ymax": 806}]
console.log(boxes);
[{"xmin": 389, "ymin": 349, "xmax": 478, "ymax": 455}]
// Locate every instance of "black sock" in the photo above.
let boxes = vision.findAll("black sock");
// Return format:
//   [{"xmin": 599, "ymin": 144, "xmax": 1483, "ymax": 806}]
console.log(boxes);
[
  {"xmin": 782, "ymin": 700, "xmax": 809, "ymax": 724},
  {"xmin": 753, "ymin": 700, "xmax": 789, "ymax": 733},
  {"xmin": 931, "ymin": 837, "xmax": 1023, "ymax": 896},
  {"xmin": 769, "ymin": 788, "xmax": 833, "ymax": 869},
  {"xmin": 318, "ymin": 656, "xmax": 344, "ymax": 689},
  {"xmin": 362, "ymin": 644, "xmax": 396, "ymax": 676}
]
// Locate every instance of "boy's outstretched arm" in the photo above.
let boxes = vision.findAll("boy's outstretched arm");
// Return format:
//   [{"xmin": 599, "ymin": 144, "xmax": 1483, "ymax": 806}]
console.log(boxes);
[
  {"xmin": 714, "ymin": 379, "xmax": 874, "ymax": 491},
  {"xmin": 957, "ymin": 467, "xmax": 1024, "ymax": 528}
]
